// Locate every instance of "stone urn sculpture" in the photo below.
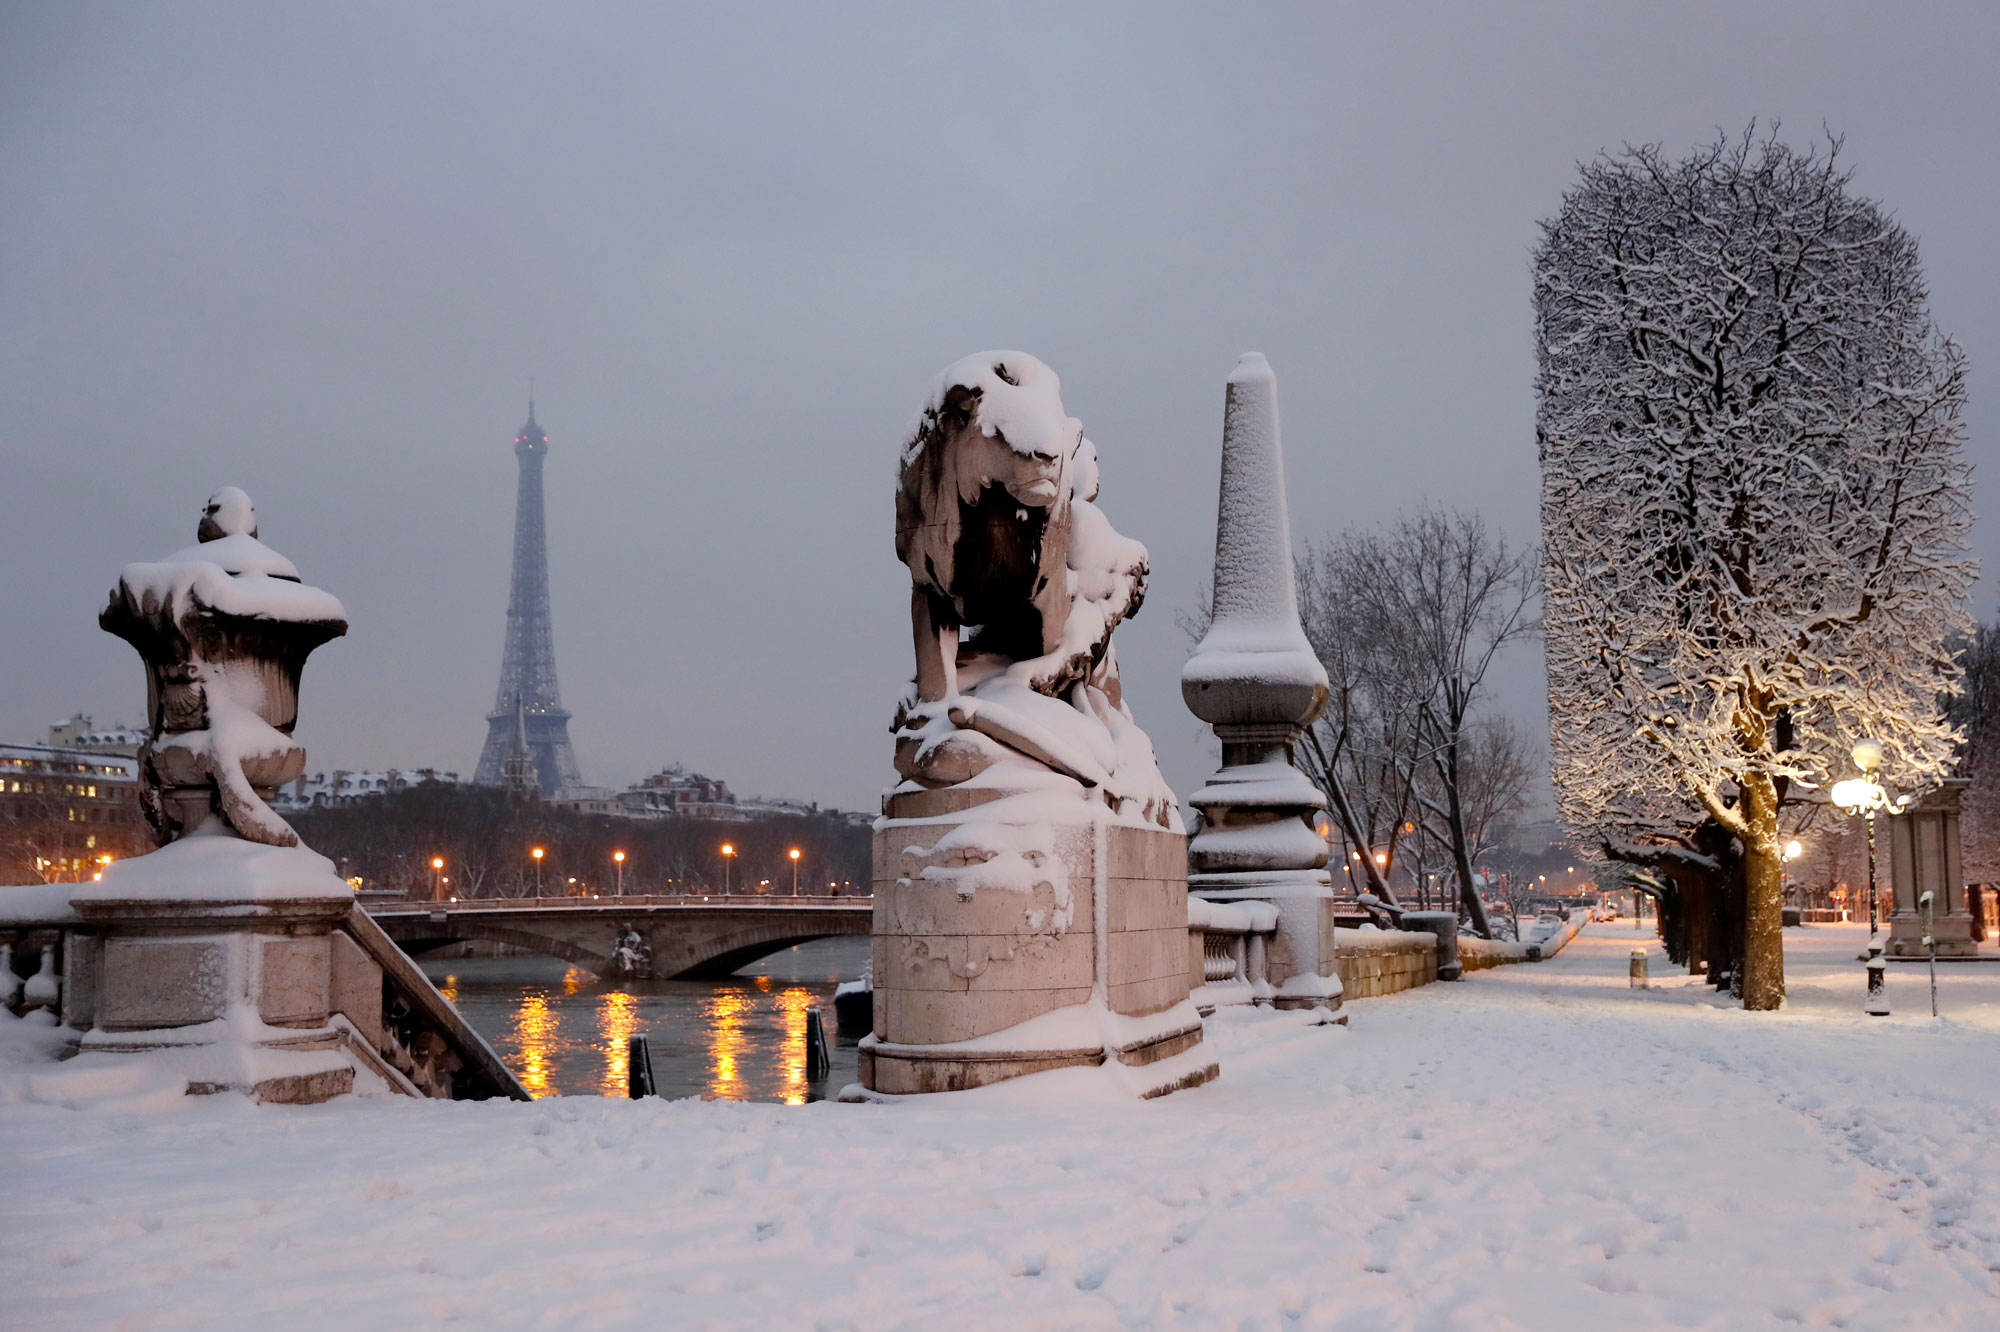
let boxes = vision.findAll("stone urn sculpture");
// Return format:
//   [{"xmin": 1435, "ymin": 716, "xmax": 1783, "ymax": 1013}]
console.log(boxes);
[
  {"xmin": 63, "ymin": 488, "xmax": 365, "ymax": 1101},
  {"xmin": 100, "ymin": 486, "xmax": 348, "ymax": 847}
]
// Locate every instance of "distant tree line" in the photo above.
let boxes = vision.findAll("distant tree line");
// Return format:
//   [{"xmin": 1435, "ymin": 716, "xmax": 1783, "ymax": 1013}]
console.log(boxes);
[{"xmin": 290, "ymin": 783, "xmax": 872, "ymax": 899}]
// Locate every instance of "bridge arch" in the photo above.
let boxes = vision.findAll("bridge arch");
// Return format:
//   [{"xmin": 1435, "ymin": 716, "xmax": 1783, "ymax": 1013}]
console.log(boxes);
[
  {"xmin": 373, "ymin": 902, "xmax": 870, "ymax": 981},
  {"xmin": 389, "ymin": 921, "xmax": 616, "ymax": 974}
]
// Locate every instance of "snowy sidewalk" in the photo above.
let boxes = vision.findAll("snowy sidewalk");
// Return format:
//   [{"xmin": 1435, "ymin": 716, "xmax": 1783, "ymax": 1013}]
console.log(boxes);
[{"xmin": 5, "ymin": 924, "xmax": 1999, "ymax": 1330}]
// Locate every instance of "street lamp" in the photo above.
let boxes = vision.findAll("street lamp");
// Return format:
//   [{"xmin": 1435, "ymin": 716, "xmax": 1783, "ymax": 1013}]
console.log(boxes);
[
  {"xmin": 721, "ymin": 843, "xmax": 735, "ymax": 895},
  {"xmin": 613, "ymin": 850, "xmax": 626, "ymax": 897},
  {"xmin": 531, "ymin": 846, "xmax": 545, "ymax": 895},
  {"xmin": 789, "ymin": 847, "xmax": 802, "ymax": 896},
  {"xmin": 431, "ymin": 856, "xmax": 445, "ymax": 902},
  {"xmin": 1831, "ymin": 738, "xmax": 1909, "ymax": 1017}
]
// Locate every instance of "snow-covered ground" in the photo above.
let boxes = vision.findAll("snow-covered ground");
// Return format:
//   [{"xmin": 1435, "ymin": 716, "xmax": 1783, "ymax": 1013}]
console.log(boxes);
[{"xmin": 5, "ymin": 924, "xmax": 1998, "ymax": 1330}]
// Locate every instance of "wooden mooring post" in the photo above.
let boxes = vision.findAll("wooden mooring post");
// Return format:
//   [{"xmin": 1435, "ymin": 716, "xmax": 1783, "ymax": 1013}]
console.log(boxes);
[
  {"xmin": 627, "ymin": 1034, "xmax": 656, "ymax": 1098},
  {"xmin": 805, "ymin": 1008, "xmax": 830, "ymax": 1081}
]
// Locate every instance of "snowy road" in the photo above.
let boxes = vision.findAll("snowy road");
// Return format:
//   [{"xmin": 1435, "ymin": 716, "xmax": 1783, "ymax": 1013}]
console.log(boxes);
[{"xmin": 6, "ymin": 924, "xmax": 1999, "ymax": 1330}]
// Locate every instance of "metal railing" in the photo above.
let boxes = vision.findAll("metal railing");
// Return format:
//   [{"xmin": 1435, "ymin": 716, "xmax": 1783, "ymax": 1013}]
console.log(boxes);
[{"xmin": 366, "ymin": 892, "xmax": 871, "ymax": 914}]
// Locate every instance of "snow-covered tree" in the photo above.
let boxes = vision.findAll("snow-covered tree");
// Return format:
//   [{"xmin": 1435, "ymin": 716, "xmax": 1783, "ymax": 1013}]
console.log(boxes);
[{"xmin": 1536, "ymin": 126, "xmax": 1974, "ymax": 1010}]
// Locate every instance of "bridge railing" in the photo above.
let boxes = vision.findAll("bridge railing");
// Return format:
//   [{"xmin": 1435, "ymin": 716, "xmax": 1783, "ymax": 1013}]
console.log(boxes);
[{"xmin": 365, "ymin": 892, "xmax": 873, "ymax": 914}]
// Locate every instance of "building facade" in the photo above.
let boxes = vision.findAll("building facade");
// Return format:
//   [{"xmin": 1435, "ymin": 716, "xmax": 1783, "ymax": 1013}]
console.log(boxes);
[{"xmin": 0, "ymin": 743, "xmax": 144, "ymax": 880}]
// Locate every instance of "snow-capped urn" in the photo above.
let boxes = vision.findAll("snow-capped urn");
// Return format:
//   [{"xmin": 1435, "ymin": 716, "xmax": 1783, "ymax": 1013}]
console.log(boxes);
[
  {"xmin": 100, "ymin": 488, "xmax": 348, "ymax": 846},
  {"xmin": 891, "ymin": 351, "xmax": 1178, "ymax": 828}
]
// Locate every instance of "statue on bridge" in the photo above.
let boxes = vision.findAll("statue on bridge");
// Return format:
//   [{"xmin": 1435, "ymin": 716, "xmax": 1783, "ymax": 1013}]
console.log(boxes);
[{"xmin": 862, "ymin": 352, "xmax": 1212, "ymax": 1100}]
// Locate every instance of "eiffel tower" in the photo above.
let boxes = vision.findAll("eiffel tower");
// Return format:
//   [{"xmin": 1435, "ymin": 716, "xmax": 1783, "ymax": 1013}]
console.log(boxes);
[{"xmin": 474, "ymin": 396, "xmax": 582, "ymax": 796}]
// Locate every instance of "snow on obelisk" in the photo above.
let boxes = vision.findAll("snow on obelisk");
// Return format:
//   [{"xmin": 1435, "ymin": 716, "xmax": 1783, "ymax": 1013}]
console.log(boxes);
[{"xmin": 1182, "ymin": 354, "xmax": 1342, "ymax": 1013}]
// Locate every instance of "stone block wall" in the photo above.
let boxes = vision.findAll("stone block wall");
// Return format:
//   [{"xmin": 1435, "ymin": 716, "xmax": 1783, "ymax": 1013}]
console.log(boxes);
[
  {"xmin": 1459, "ymin": 938, "xmax": 1534, "ymax": 971},
  {"xmin": 1333, "ymin": 927, "xmax": 1437, "ymax": 998}
]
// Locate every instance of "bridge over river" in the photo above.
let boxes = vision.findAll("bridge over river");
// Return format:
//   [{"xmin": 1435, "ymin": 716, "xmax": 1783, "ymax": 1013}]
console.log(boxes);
[{"xmin": 367, "ymin": 895, "xmax": 872, "ymax": 980}]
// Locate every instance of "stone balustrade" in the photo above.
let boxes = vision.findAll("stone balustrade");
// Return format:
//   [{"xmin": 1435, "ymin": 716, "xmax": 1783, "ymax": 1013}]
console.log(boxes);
[{"xmin": 1186, "ymin": 896, "xmax": 1280, "ymax": 1013}]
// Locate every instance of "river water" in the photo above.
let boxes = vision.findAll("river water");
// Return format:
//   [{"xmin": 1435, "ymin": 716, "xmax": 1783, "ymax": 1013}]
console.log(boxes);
[{"xmin": 420, "ymin": 935, "xmax": 870, "ymax": 1102}]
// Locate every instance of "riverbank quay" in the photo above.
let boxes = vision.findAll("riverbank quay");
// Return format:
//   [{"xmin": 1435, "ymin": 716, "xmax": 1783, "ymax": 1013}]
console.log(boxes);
[{"xmin": 5, "ymin": 925, "xmax": 1998, "ymax": 1329}]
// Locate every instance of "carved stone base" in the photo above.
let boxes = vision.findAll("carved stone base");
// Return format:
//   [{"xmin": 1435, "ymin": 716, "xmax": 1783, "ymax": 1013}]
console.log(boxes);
[
  {"xmin": 1191, "ymin": 870, "xmax": 1343, "ymax": 1012},
  {"xmin": 1887, "ymin": 912, "xmax": 1980, "ymax": 958},
  {"xmin": 864, "ymin": 798, "xmax": 1209, "ymax": 1096}
]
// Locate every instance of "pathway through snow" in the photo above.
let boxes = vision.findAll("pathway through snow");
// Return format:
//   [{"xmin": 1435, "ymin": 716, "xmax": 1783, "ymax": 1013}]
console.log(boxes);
[{"xmin": 4, "ymin": 925, "xmax": 1998, "ymax": 1329}]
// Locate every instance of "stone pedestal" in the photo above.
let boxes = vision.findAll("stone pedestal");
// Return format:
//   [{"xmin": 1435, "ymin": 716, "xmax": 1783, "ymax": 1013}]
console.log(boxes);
[
  {"xmin": 1888, "ymin": 779, "xmax": 1977, "ymax": 959},
  {"xmin": 61, "ymin": 838, "xmax": 383, "ymax": 1102},
  {"xmin": 1401, "ymin": 910, "xmax": 1463, "ymax": 980},
  {"xmin": 860, "ymin": 789, "xmax": 1212, "ymax": 1097}
]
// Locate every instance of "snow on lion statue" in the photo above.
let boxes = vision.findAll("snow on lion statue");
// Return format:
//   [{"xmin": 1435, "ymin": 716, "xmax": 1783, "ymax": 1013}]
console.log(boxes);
[{"xmin": 891, "ymin": 351, "xmax": 1178, "ymax": 829}]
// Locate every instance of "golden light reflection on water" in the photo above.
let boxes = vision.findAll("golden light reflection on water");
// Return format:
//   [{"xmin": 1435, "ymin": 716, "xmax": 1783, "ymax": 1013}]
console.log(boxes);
[
  {"xmin": 511, "ymin": 990, "xmax": 557, "ymax": 1098},
  {"xmin": 440, "ymin": 943, "xmax": 860, "ymax": 1099},
  {"xmin": 706, "ymin": 987, "xmax": 748, "ymax": 1099},
  {"xmin": 598, "ymin": 989, "xmax": 639, "ymax": 1099},
  {"xmin": 774, "ymin": 986, "xmax": 814, "ymax": 1105}
]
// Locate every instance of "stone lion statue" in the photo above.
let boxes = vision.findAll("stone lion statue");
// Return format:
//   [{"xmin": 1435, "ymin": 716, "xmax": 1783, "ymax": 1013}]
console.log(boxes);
[{"xmin": 891, "ymin": 352, "xmax": 1170, "ymax": 825}]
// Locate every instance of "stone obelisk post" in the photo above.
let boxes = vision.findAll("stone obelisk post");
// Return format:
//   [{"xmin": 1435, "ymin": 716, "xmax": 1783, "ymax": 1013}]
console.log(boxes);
[{"xmin": 1181, "ymin": 353, "xmax": 1342, "ymax": 1012}]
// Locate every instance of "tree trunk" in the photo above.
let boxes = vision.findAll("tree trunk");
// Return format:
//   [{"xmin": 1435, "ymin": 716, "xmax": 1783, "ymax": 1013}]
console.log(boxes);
[
  {"xmin": 1438, "ymin": 741, "xmax": 1494, "ymax": 939},
  {"xmin": 1739, "ymin": 771, "xmax": 1786, "ymax": 1011}
]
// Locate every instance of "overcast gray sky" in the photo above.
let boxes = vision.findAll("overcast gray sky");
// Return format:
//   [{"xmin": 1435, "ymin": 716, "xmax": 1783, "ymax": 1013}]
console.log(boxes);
[{"xmin": 3, "ymin": 2, "xmax": 1995, "ymax": 813}]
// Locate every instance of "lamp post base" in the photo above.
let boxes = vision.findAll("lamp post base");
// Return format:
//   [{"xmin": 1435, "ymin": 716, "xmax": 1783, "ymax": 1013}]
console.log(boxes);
[{"xmin": 1864, "ymin": 940, "xmax": 1890, "ymax": 1016}]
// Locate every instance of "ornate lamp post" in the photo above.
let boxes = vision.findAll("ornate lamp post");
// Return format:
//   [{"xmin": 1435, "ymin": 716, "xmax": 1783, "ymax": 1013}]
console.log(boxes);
[
  {"xmin": 1830, "ymin": 738, "xmax": 1909, "ymax": 1017},
  {"xmin": 788, "ymin": 847, "xmax": 801, "ymax": 896},
  {"xmin": 431, "ymin": 856, "xmax": 445, "ymax": 902},
  {"xmin": 720, "ymin": 842, "xmax": 735, "ymax": 895},
  {"xmin": 613, "ymin": 849, "xmax": 626, "ymax": 896},
  {"xmin": 531, "ymin": 845, "xmax": 545, "ymax": 895}
]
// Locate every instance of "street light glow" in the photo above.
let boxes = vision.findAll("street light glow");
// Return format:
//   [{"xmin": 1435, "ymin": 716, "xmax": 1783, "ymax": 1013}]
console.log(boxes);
[
  {"xmin": 531, "ymin": 847, "xmax": 545, "ymax": 861},
  {"xmin": 432, "ymin": 856, "xmax": 444, "ymax": 870},
  {"xmin": 789, "ymin": 848, "xmax": 801, "ymax": 861},
  {"xmin": 614, "ymin": 850, "xmax": 626, "ymax": 863},
  {"xmin": 721, "ymin": 843, "xmax": 736, "ymax": 857}
]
